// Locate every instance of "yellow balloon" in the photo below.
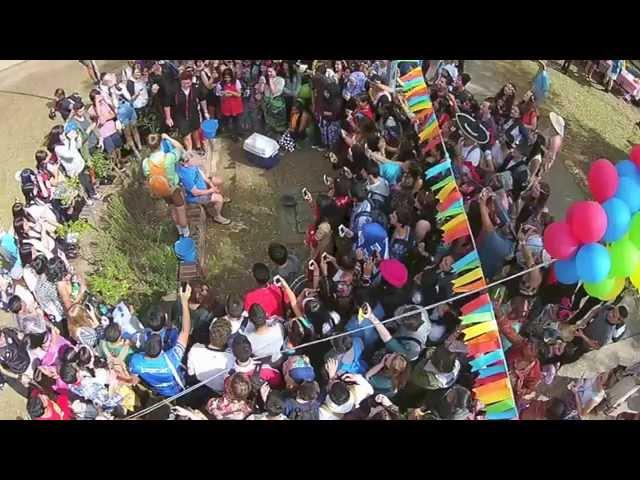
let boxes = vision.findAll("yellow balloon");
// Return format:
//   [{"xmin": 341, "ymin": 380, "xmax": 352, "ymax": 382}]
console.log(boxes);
[
  {"xmin": 631, "ymin": 265, "xmax": 640, "ymax": 290},
  {"xmin": 603, "ymin": 276, "xmax": 626, "ymax": 301}
]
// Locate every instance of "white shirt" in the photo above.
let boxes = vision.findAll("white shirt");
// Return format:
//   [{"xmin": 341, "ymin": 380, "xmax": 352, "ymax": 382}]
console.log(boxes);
[
  {"xmin": 319, "ymin": 374, "xmax": 374, "ymax": 420},
  {"xmin": 131, "ymin": 80, "xmax": 149, "ymax": 109},
  {"xmin": 54, "ymin": 137, "xmax": 86, "ymax": 177},
  {"xmin": 25, "ymin": 204, "xmax": 58, "ymax": 227},
  {"xmin": 187, "ymin": 344, "xmax": 234, "ymax": 393},
  {"xmin": 459, "ymin": 139, "xmax": 482, "ymax": 168}
]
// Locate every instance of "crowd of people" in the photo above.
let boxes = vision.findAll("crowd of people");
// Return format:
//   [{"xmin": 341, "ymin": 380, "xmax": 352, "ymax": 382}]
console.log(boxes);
[{"xmin": 0, "ymin": 59, "xmax": 637, "ymax": 420}]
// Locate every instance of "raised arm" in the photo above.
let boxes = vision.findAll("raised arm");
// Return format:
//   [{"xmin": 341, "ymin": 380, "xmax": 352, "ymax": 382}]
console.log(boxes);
[{"xmin": 177, "ymin": 283, "xmax": 192, "ymax": 348}]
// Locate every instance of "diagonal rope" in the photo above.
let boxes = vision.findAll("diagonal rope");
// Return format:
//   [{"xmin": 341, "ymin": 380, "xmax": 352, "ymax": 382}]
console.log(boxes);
[{"xmin": 126, "ymin": 259, "xmax": 555, "ymax": 419}]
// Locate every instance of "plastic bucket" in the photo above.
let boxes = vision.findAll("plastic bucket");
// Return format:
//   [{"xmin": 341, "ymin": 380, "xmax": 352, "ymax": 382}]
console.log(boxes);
[
  {"xmin": 201, "ymin": 119, "xmax": 219, "ymax": 139},
  {"xmin": 174, "ymin": 237, "xmax": 197, "ymax": 262},
  {"xmin": 161, "ymin": 138, "xmax": 174, "ymax": 153}
]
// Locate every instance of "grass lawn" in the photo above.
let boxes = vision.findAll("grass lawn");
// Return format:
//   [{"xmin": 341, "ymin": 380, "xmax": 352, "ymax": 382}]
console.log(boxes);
[{"xmin": 467, "ymin": 60, "xmax": 640, "ymax": 190}]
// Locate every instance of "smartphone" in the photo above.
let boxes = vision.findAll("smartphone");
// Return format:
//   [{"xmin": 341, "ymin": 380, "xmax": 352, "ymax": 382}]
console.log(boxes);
[
  {"xmin": 302, "ymin": 187, "xmax": 311, "ymax": 200},
  {"xmin": 308, "ymin": 260, "xmax": 317, "ymax": 270},
  {"xmin": 180, "ymin": 281, "xmax": 188, "ymax": 294},
  {"xmin": 338, "ymin": 224, "xmax": 346, "ymax": 237},
  {"xmin": 357, "ymin": 302, "xmax": 371, "ymax": 322}
]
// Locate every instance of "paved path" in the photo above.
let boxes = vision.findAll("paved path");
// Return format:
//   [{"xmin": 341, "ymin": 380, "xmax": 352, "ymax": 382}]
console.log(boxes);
[
  {"xmin": 0, "ymin": 60, "xmax": 124, "ymax": 419},
  {"xmin": 465, "ymin": 60, "xmax": 586, "ymax": 218}
]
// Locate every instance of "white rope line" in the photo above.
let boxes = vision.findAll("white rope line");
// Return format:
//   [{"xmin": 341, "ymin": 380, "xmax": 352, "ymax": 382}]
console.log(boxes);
[{"xmin": 126, "ymin": 259, "xmax": 555, "ymax": 419}]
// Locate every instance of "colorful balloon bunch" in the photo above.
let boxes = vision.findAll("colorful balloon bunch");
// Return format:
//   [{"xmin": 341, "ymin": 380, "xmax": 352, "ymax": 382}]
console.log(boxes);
[{"xmin": 544, "ymin": 144, "xmax": 640, "ymax": 300}]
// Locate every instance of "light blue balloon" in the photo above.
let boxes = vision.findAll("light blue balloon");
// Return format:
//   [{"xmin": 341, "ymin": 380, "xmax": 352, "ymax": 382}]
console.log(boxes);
[
  {"xmin": 576, "ymin": 243, "xmax": 611, "ymax": 283},
  {"xmin": 602, "ymin": 197, "xmax": 632, "ymax": 243},
  {"xmin": 615, "ymin": 159, "xmax": 637, "ymax": 178},
  {"xmin": 615, "ymin": 176, "xmax": 640, "ymax": 213},
  {"xmin": 555, "ymin": 256, "xmax": 579, "ymax": 285}
]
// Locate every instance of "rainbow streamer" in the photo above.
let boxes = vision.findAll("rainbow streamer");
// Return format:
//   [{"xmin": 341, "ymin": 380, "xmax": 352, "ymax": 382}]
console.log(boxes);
[
  {"xmin": 436, "ymin": 204, "xmax": 464, "ymax": 220},
  {"xmin": 460, "ymin": 311, "xmax": 495, "ymax": 326},
  {"xmin": 437, "ymin": 195, "xmax": 463, "ymax": 213},
  {"xmin": 406, "ymin": 85, "xmax": 429, "ymax": 100},
  {"xmin": 451, "ymin": 250, "xmax": 479, "ymax": 273},
  {"xmin": 462, "ymin": 320, "xmax": 497, "ymax": 341},
  {"xmin": 469, "ymin": 350, "xmax": 505, "ymax": 371},
  {"xmin": 467, "ymin": 331, "xmax": 500, "ymax": 346},
  {"xmin": 437, "ymin": 181, "xmax": 458, "ymax": 202},
  {"xmin": 451, "ymin": 267, "xmax": 484, "ymax": 288},
  {"xmin": 404, "ymin": 65, "xmax": 516, "ymax": 419},
  {"xmin": 400, "ymin": 66, "xmax": 423, "ymax": 83},
  {"xmin": 443, "ymin": 223, "xmax": 470, "ymax": 244},
  {"xmin": 477, "ymin": 362, "xmax": 507, "ymax": 379},
  {"xmin": 467, "ymin": 338, "xmax": 501, "ymax": 356},
  {"xmin": 441, "ymin": 213, "xmax": 467, "ymax": 233},
  {"xmin": 486, "ymin": 409, "xmax": 518, "ymax": 420},
  {"xmin": 461, "ymin": 294, "xmax": 491, "ymax": 314},
  {"xmin": 418, "ymin": 115, "xmax": 439, "ymax": 142},
  {"xmin": 485, "ymin": 398, "xmax": 516, "ymax": 413},
  {"xmin": 425, "ymin": 159, "xmax": 451, "ymax": 179},
  {"xmin": 452, "ymin": 278, "xmax": 485, "ymax": 293},
  {"xmin": 430, "ymin": 175, "xmax": 455, "ymax": 192}
]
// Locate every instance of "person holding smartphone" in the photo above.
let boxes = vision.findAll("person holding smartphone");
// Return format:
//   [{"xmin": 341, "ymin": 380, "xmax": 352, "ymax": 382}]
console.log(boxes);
[{"xmin": 128, "ymin": 283, "xmax": 193, "ymax": 397}]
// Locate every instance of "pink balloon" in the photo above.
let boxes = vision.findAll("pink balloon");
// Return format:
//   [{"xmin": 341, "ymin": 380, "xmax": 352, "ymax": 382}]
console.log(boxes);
[
  {"xmin": 565, "ymin": 202, "xmax": 581, "ymax": 226},
  {"xmin": 588, "ymin": 158, "xmax": 618, "ymax": 202},
  {"xmin": 568, "ymin": 200, "xmax": 608, "ymax": 243},
  {"xmin": 631, "ymin": 144, "xmax": 640, "ymax": 167},
  {"xmin": 543, "ymin": 222, "xmax": 580, "ymax": 260}
]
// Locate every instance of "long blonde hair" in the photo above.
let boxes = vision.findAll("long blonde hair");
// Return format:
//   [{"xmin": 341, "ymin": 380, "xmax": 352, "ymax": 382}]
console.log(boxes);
[{"xmin": 67, "ymin": 304, "xmax": 98, "ymax": 342}]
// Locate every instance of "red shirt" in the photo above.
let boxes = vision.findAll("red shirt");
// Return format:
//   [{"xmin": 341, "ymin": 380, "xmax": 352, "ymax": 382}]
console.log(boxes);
[
  {"xmin": 33, "ymin": 392, "xmax": 74, "ymax": 421},
  {"xmin": 507, "ymin": 343, "xmax": 542, "ymax": 398},
  {"xmin": 243, "ymin": 285, "xmax": 289, "ymax": 318}
]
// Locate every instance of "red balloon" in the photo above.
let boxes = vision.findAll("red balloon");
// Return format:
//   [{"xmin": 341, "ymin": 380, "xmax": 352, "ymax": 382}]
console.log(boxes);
[
  {"xmin": 631, "ymin": 144, "xmax": 640, "ymax": 167},
  {"xmin": 588, "ymin": 158, "xmax": 618, "ymax": 202},
  {"xmin": 543, "ymin": 222, "xmax": 580, "ymax": 260},
  {"xmin": 568, "ymin": 200, "xmax": 608, "ymax": 243},
  {"xmin": 565, "ymin": 202, "xmax": 580, "ymax": 226}
]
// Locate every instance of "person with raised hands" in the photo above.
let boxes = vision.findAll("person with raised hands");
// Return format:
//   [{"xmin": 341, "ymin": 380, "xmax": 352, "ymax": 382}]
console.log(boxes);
[{"xmin": 128, "ymin": 283, "xmax": 192, "ymax": 397}]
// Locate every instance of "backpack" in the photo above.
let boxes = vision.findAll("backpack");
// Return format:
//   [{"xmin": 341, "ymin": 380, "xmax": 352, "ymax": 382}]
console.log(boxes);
[
  {"xmin": 0, "ymin": 328, "xmax": 30, "ymax": 375},
  {"xmin": 126, "ymin": 80, "xmax": 135, "ymax": 98},
  {"xmin": 146, "ymin": 153, "xmax": 174, "ymax": 198},
  {"xmin": 288, "ymin": 273, "xmax": 308, "ymax": 297},
  {"xmin": 368, "ymin": 189, "xmax": 392, "ymax": 215},
  {"xmin": 353, "ymin": 199, "xmax": 389, "ymax": 232},
  {"xmin": 20, "ymin": 169, "xmax": 37, "ymax": 203},
  {"xmin": 389, "ymin": 227, "xmax": 415, "ymax": 262}
]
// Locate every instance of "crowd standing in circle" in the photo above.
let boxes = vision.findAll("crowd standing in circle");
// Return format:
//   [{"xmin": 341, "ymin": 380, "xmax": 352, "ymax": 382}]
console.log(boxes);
[{"xmin": 1, "ymin": 59, "xmax": 637, "ymax": 421}]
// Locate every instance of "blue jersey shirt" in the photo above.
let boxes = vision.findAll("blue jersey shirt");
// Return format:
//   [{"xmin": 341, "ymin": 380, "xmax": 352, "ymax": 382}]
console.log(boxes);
[
  {"xmin": 128, "ymin": 343, "xmax": 186, "ymax": 397},
  {"xmin": 176, "ymin": 164, "xmax": 208, "ymax": 204}
]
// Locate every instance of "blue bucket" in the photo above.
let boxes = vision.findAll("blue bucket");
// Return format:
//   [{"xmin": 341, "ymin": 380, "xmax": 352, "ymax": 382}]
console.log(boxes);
[
  {"xmin": 161, "ymin": 138, "xmax": 174, "ymax": 154},
  {"xmin": 201, "ymin": 119, "xmax": 219, "ymax": 139},
  {"xmin": 174, "ymin": 237, "xmax": 197, "ymax": 262}
]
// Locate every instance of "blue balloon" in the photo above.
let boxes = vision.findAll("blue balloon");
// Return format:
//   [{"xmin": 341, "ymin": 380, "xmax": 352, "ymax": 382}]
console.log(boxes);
[
  {"xmin": 576, "ymin": 243, "xmax": 611, "ymax": 283},
  {"xmin": 615, "ymin": 176, "xmax": 640, "ymax": 213},
  {"xmin": 615, "ymin": 159, "xmax": 637, "ymax": 178},
  {"xmin": 602, "ymin": 197, "xmax": 632, "ymax": 242},
  {"xmin": 555, "ymin": 256, "xmax": 579, "ymax": 285}
]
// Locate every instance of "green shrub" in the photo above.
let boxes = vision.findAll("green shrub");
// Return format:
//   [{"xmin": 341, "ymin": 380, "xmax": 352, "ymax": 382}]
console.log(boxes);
[
  {"xmin": 55, "ymin": 218, "xmax": 94, "ymax": 239},
  {"xmin": 87, "ymin": 150, "xmax": 114, "ymax": 180},
  {"xmin": 87, "ymin": 190, "xmax": 178, "ymax": 309}
]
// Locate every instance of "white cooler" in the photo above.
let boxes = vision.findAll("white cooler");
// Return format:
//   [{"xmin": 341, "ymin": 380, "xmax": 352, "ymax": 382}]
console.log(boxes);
[{"xmin": 243, "ymin": 133, "xmax": 281, "ymax": 170}]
